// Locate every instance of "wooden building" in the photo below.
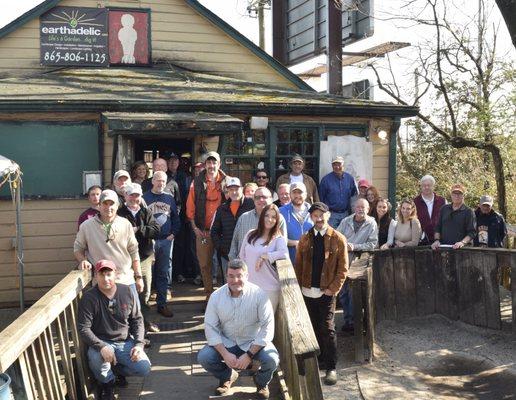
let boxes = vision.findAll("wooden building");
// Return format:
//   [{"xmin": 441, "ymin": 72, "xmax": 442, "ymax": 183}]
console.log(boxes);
[{"xmin": 0, "ymin": 0, "xmax": 417, "ymax": 306}]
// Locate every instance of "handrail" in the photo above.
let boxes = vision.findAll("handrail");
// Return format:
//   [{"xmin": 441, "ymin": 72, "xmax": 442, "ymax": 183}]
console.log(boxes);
[
  {"xmin": 274, "ymin": 259, "xmax": 324, "ymax": 400},
  {"xmin": 0, "ymin": 269, "xmax": 93, "ymax": 399}
]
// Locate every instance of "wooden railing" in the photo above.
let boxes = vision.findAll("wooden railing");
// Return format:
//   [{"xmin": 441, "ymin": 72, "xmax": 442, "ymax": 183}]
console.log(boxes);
[
  {"xmin": 372, "ymin": 246, "xmax": 516, "ymax": 332},
  {"xmin": 0, "ymin": 270, "xmax": 93, "ymax": 399},
  {"xmin": 275, "ymin": 259, "xmax": 323, "ymax": 400}
]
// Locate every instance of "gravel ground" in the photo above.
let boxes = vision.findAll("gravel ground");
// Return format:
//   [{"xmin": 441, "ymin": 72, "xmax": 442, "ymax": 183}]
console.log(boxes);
[{"xmin": 324, "ymin": 312, "xmax": 516, "ymax": 400}]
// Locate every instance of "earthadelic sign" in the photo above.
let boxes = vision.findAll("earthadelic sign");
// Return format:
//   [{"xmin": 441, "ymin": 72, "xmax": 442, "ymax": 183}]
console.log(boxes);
[
  {"xmin": 40, "ymin": 7, "xmax": 109, "ymax": 66},
  {"xmin": 40, "ymin": 6, "xmax": 150, "ymax": 67}
]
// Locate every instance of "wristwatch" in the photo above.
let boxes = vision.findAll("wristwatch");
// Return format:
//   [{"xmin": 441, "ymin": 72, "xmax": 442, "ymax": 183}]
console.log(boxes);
[{"xmin": 246, "ymin": 350, "xmax": 255, "ymax": 359}]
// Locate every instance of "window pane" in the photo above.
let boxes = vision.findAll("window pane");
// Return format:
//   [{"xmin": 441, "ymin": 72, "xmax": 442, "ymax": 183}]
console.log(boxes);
[
  {"xmin": 290, "ymin": 129, "xmax": 303, "ymax": 142},
  {"xmin": 278, "ymin": 129, "xmax": 289, "ymax": 142},
  {"xmin": 277, "ymin": 143, "xmax": 289, "ymax": 156},
  {"xmin": 290, "ymin": 143, "xmax": 302, "ymax": 154},
  {"xmin": 304, "ymin": 143, "xmax": 314, "ymax": 155}
]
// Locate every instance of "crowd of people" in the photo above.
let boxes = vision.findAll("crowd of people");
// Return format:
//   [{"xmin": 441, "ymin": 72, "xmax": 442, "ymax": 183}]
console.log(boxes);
[{"xmin": 74, "ymin": 151, "xmax": 508, "ymax": 399}]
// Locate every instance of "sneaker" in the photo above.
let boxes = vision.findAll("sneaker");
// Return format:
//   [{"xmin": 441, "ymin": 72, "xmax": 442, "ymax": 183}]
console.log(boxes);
[
  {"xmin": 177, "ymin": 274, "xmax": 186, "ymax": 283},
  {"xmin": 193, "ymin": 275, "xmax": 202, "ymax": 286},
  {"xmin": 99, "ymin": 380, "xmax": 115, "ymax": 400},
  {"xmin": 256, "ymin": 385, "xmax": 270, "ymax": 399},
  {"xmin": 145, "ymin": 321, "xmax": 160, "ymax": 333},
  {"xmin": 157, "ymin": 305, "xmax": 174, "ymax": 318},
  {"xmin": 215, "ymin": 369, "xmax": 238, "ymax": 395},
  {"xmin": 114, "ymin": 374, "xmax": 128, "ymax": 387},
  {"xmin": 324, "ymin": 369, "xmax": 337, "ymax": 385}
]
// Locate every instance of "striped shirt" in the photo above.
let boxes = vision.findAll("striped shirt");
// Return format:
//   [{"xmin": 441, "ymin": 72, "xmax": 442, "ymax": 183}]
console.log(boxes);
[
  {"xmin": 228, "ymin": 209, "xmax": 287, "ymax": 260},
  {"xmin": 204, "ymin": 281, "xmax": 274, "ymax": 351}
]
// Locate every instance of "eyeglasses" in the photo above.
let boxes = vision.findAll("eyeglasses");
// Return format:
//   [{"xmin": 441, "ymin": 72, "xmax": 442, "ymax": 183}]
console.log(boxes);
[
  {"xmin": 256, "ymin": 176, "xmax": 268, "ymax": 179},
  {"xmin": 108, "ymin": 299, "xmax": 117, "ymax": 315},
  {"xmin": 254, "ymin": 195, "xmax": 270, "ymax": 200}
]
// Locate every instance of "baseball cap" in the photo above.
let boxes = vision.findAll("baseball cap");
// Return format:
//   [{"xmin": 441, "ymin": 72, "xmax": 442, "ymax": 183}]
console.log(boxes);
[
  {"xmin": 308, "ymin": 202, "xmax": 329, "ymax": 214},
  {"xmin": 291, "ymin": 154, "xmax": 305, "ymax": 163},
  {"xmin": 100, "ymin": 189, "xmax": 119, "ymax": 204},
  {"xmin": 480, "ymin": 195, "xmax": 494, "ymax": 206},
  {"xmin": 450, "ymin": 183, "xmax": 465, "ymax": 194},
  {"xmin": 358, "ymin": 179, "xmax": 371, "ymax": 188},
  {"xmin": 113, "ymin": 170, "xmax": 130, "ymax": 181},
  {"xmin": 95, "ymin": 259, "xmax": 116, "ymax": 273},
  {"xmin": 168, "ymin": 152, "xmax": 179, "ymax": 159},
  {"xmin": 204, "ymin": 151, "xmax": 220, "ymax": 163},
  {"xmin": 290, "ymin": 182, "xmax": 307, "ymax": 193},
  {"xmin": 225, "ymin": 177, "xmax": 241, "ymax": 188},
  {"xmin": 331, "ymin": 156, "xmax": 345, "ymax": 164},
  {"xmin": 126, "ymin": 183, "xmax": 143, "ymax": 196}
]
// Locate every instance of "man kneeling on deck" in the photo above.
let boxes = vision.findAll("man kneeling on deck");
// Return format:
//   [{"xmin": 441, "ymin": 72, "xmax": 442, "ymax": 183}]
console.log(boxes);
[
  {"xmin": 198, "ymin": 259, "xmax": 279, "ymax": 399},
  {"xmin": 78, "ymin": 260, "xmax": 151, "ymax": 400},
  {"xmin": 295, "ymin": 202, "xmax": 349, "ymax": 385}
]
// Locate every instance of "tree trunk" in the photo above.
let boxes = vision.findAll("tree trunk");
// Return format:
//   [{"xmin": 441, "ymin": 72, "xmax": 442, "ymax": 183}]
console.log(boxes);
[{"xmin": 489, "ymin": 146, "xmax": 508, "ymax": 218}]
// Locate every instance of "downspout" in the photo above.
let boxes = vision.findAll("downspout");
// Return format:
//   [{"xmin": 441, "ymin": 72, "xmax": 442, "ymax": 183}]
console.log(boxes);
[{"xmin": 388, "ymin": 117, "xmax": 401, "ymax": 216}]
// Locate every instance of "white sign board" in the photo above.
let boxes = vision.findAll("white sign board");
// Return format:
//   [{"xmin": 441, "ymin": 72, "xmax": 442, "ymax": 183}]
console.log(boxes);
[{"xmin": 319, "ymin": 135, "xmax": 372, "ymax": 183}]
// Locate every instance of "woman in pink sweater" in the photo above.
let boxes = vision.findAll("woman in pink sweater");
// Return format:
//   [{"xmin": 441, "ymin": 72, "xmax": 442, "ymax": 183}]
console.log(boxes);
[{"xmin": 239, "ymin": 204, "xmax": 288, "ymax": 311}]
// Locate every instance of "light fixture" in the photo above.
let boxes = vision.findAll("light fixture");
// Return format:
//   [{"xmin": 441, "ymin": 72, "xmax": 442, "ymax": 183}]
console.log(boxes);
[
  {"xmin": 376, "ymin": 128, "xmax": 389, "ymax": 145},
  {"xmin": 249, "ymin": 116, "xmax": 269, "ymax": 130}
]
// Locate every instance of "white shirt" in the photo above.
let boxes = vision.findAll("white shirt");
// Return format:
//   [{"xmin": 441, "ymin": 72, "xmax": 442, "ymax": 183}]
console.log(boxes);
[
  {"xmin": 289, "ymin": 174, "xmax": 303, "ymax": 184},
  {"xmin": 422, "ymin": 194, "xmax": 435, "ymax": 217},
  {"xmin": 204, "ymin": 282, "xmax": 274, "ymax": 351}
]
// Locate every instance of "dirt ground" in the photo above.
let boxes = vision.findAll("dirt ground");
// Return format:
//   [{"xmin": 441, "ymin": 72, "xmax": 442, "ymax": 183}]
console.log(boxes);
[{"xmin": 326, "ymin": 312, "xmax": 516, "ymax": 400}]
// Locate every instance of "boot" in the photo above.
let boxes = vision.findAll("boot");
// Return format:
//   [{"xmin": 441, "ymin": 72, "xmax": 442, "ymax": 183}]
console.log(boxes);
[{"xmin": 99, "ymin": 380, "xmax": 115, "ymax": 400}]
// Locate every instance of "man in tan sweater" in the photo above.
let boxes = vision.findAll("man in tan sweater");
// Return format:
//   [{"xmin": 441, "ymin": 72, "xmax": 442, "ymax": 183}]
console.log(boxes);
[{"xmin": 74, "ymin": 189, "xmax": 143, "ymax": 293}]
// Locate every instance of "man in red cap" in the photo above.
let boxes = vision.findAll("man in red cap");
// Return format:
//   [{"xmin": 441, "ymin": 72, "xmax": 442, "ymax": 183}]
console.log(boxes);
[
  {"xmin": 432, "ymin": 184, "xmax": 476, "ymax": 250},
  {"xmin": 78, "ymin": 260, "xmax": 151, "ymax": 400}
]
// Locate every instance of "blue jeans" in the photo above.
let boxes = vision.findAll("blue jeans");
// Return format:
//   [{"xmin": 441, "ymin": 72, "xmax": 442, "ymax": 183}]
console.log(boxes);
[
  {"xmin": 87, "ymin": 340, "xmax": 151, "ymax": 384},
  {"xmin": 338, "ymin": 281, "xmax": 353, "ymax": 326},
  {"xmin": 154, "ymin": 238, "xmax": 173, "ymax": 308},
  {"xmin": 197, "ymin": 343, "xmax": 279, "ymax": 388},
  {"xmin": 329, "ymin": 211, "xmax": 348, "ymax": 229}
]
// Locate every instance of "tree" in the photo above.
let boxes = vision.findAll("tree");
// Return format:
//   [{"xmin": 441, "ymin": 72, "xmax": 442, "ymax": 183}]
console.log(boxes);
[{"xmin": 369, "ymin": 0, "xmax": 515, "ymax": 219}]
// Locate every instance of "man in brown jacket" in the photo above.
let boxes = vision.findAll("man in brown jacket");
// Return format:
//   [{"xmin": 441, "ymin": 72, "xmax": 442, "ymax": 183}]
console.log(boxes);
[
  {"xmin": 294, "ymin": 202, "xmax": 348, "ymax": 386},
  {"xmin": 275, "ymin": 154, "xmax": 319, "ymax": 204}
]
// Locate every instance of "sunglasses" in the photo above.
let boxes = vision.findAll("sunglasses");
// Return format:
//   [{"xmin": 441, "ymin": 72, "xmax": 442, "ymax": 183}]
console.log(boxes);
[
  {"xmin": 256, "ymin": 175, "xmax": 268, "ymax": 179},
  {"xmin": 254, "ymin": 195, "xmax": 270, "ymax": 200}
]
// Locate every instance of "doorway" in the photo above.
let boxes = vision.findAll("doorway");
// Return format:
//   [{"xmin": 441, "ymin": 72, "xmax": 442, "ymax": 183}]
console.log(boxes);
[{"xmin": 134, "ymin": 137, "xmax": 194, "ymax": 174}]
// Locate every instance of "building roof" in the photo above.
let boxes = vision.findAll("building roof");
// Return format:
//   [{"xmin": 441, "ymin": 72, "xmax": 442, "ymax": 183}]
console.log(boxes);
[
  {"xmin": 0, "ymin": 66, "xmax": 418, "ymax": 117},
  {"xmin": 0, "ymin": 0, "xmax": 312, "ymax": 91}
]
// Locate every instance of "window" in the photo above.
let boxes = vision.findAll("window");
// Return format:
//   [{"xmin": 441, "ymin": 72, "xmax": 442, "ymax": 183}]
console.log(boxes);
[
  {"xmin": 0, "ymin": 122, "xmax": 100, "ymax": 197},
  {"xmin": 273, "ymin": 126, "xmax": 320, "ymax": 182},
  {"xmin": 342, "ymin": 79, "xmax": 371, "ymax": 99},
  {"xmin": 221, "ymin": 130, "xmax": 268, "ymax": 184},
  {"xmin": 282, "ymin": 0, "xmax": 373, "ymax": 65}
]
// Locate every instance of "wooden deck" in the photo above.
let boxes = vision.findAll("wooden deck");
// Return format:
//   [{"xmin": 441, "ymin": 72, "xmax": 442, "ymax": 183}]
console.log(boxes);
[{"xmin": 117, "ymin": 283, "xmax": 283, "ymax": 400}]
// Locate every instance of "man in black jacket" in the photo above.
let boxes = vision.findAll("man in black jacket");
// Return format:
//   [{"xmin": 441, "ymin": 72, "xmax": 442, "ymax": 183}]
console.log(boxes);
[
  {"xmin": 210, "ymin": 177, "xmax": 254, "ymax": 282},
  {"xmin": 474, "ymin": 195, "xmax": 507, "ymax": 248},
  {"xmin": 118, "ymin": 183, "xmax": 161, "ymax": 332}
]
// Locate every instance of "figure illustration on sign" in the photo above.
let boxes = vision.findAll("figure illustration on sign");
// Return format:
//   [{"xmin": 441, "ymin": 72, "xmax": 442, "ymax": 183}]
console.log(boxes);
[{"xmin": 118, "ymin": 14, "xmax": 137, "ymax": 63}]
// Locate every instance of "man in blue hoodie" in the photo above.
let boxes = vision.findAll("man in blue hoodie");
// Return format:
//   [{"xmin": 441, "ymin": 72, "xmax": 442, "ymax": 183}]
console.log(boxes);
[
  {"xmin": 279, "ymin": 182, "xmax": 314, "ymax": 263},
  {"xmin": 143, "ymin": 171, "xmax": 180, "ymax": 318}
]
